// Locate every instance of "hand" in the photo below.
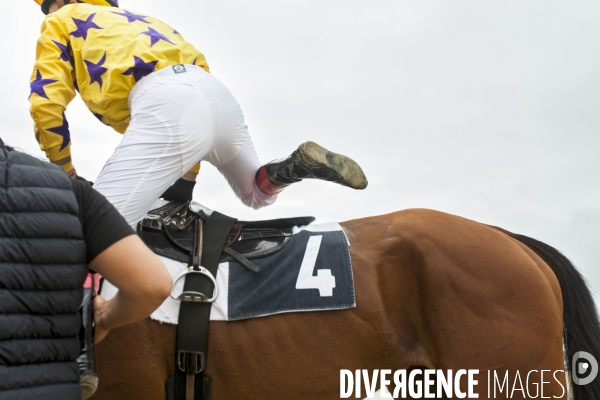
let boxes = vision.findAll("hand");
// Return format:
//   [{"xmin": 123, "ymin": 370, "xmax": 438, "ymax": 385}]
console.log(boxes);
[{"xmin": 93, "ymin": 295, "xmax": 110, "ymax": 344}]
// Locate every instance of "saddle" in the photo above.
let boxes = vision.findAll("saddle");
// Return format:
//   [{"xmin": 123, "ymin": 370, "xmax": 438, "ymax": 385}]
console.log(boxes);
[{"xmin": 138, "ymin": 200, "xmax": 315, "ymax": 268}]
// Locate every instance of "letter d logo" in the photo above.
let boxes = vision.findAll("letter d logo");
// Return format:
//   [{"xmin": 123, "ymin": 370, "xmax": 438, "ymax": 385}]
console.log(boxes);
[{"xmin": 572, "ymin": 351, "xmax": 598, "ymax": 385}]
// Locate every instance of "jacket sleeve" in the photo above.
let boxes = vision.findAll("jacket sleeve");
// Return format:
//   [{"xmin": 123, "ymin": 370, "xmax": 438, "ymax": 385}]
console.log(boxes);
[{"xmin": 29, "ymin": 14, "xmax": 77, "ymax": 172}]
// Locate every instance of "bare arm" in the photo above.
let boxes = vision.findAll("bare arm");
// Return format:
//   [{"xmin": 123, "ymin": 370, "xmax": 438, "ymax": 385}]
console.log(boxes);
[{"xmin": 89, "ymin": 235, "xmax": 171, "ymax": 343}]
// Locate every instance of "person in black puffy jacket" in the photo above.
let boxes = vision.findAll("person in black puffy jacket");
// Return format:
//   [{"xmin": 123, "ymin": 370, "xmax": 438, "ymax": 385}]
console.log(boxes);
[{"xmin": 0, "ymin": 137, "xmax": 172, "ymax": 400}]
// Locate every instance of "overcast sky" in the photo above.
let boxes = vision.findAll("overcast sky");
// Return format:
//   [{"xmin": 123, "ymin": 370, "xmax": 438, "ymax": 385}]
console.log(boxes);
[{"xmin": 2, "ymin": 1, "xmax": 599, "ymax": 304}]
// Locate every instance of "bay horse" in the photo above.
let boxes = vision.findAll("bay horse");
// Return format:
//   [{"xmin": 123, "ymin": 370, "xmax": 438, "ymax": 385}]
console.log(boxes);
[{"xmin": 90, "ymin": 208, "xmax": 600, "ymax": 399}]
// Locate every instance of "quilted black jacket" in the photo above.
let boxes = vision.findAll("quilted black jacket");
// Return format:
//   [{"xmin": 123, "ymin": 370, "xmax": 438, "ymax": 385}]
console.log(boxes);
[{"xmin": 0, "ymin": 140, "xmax": 87, "ymax": 399}]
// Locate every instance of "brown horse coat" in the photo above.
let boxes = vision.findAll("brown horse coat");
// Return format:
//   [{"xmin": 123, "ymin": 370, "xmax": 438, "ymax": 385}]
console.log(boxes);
[{"xmin": 92, "ymin": 208, "xmax": 596, "ymax": 399}]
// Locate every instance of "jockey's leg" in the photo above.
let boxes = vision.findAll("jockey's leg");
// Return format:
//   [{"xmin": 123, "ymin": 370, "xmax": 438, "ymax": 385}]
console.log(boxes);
[
  {"xmin": 193, "ymin": 73, "xmax": 279, "ymax": 209},
  {"xmin": 213, "ymin": 132, "xmax": 279, "ymax": 209},
  {"xmin": 187, "ymin": 70, "xmax": 368, "ymax": 207},
  {"xmin": 93, "ymin": 66, "xmax": 217, "ymax": 229},
  {"xmin": 94, "ymin": 67, "xmax": 218, "ymax": 305},
  {"xmin": 254, "ymin": 141, "xmax": 368, "ymax": 195},
  {"xmin": 159, "ymin": 174, "xmax": 197, "ymax": 202}
]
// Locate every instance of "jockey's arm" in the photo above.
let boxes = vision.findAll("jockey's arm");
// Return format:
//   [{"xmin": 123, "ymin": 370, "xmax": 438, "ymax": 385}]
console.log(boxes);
[{"xmin": 29, "ymin": 13, "xmax": 77, "ymax": 175}]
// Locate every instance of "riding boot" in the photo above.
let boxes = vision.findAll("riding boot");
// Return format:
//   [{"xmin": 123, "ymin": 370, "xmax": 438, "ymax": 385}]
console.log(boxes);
[
  {"xmin": 160, "ymin": 178, "xmax": 196, "ymax": 202},
  {"xmin": 255, "ymin": 141, "xmax": 368, "ymax": 195}
]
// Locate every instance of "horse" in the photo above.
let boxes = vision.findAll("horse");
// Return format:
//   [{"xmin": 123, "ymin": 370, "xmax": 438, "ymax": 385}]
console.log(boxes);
[{"xmin": 90, "ymin": 208, "xmax": 600, "ymax": 399}]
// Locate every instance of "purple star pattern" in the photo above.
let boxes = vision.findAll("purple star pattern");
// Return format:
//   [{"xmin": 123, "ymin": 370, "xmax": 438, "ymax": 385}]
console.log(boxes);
[
  {"xmin": 112, "ymin": 10, "xmax": 149, "ymax": 23},
  {"xmin": 30, "ymin": 70, "xmax": 57, "ymax": 99},
  {"xmin": 48, "ymin": 111, "xmax": 71, "ymax": 151},
  {"xmin": 52, "ymin": 40, "xmax": 73, "ymax": 63},
  {"xmin": 92, "ymin": 112, "xmax": 110, "ymax": 125},
  {"xmin": 85, "ymin": 53, "xmax": 108, "ymax": 88},
  {"xmin": 123, "ymin": 56, "xmax": 158, "ymax": 82},
  {"xmin": 174, "ymin": 29, "xmax": 180, "ymax": 35},
  {"xmin": 139, "ymin": 27, "xmax": 174, "ymax": 47},
  {"xmin": 70, "ymin": 13, "xmax": 102, "ymax": 40}
]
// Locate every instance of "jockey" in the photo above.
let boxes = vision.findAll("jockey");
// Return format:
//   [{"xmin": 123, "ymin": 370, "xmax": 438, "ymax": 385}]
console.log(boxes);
[{"xmin": 30, "ymin": 0, "xmax": 368, "ymax": 229}]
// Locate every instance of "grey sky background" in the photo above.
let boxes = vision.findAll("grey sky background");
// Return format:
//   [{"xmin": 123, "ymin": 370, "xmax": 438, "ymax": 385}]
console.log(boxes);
[{"xmin": 2, "ymin": 1, "xmax": 599, "ymax": 304}]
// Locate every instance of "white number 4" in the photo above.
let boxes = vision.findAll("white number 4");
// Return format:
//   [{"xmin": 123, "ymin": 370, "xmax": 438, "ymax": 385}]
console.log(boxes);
[{"xmin": 295, "ymin": 235, "xmax": 336, "ymax": 297}]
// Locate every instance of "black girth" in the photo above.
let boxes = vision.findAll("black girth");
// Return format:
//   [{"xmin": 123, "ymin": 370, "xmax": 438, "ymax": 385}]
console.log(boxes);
[{"xmin": 166, "ymin": 211, "xmax": 237, "ymax": 400}]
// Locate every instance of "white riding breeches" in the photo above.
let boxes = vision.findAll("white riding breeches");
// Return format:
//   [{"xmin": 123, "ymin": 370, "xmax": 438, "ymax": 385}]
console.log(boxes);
[{"xmin": 93, "ymin": 65, "xmax": 277, "ymax": 229}]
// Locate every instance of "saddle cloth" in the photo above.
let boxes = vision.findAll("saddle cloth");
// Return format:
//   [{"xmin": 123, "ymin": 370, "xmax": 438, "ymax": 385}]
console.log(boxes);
[{"xmin": 101, "ymin": 218, "xmax": 356, "ymax": 323}]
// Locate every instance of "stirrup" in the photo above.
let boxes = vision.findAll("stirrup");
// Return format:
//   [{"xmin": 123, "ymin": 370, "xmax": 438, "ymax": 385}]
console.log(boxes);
[{"xmin": 170, "ymin": 266, "xmax": 218, "ymax": 302}]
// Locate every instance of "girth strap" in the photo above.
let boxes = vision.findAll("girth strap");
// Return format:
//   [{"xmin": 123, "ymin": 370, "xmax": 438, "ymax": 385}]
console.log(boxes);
[{"xmin": 173, "ymin": 211, "xmax": 237, "ymax": 400}]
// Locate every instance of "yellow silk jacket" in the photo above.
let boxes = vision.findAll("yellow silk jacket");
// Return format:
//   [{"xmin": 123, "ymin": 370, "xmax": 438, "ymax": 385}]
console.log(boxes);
[{"xmin": 29, "ymin": 3, "xmax": 208, "ymax": 172}]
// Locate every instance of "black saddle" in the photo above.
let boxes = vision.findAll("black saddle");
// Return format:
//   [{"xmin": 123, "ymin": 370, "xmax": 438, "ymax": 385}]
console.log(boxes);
[{"xmin": 138, "ymin": 201, "xmax": 315, "ymax": 266}]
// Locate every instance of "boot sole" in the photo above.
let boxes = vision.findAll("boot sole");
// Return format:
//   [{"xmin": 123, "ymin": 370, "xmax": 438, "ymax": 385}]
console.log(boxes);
[{"xmin": 295, "ymin": 141, "xmax": 368, "ymax": 189}]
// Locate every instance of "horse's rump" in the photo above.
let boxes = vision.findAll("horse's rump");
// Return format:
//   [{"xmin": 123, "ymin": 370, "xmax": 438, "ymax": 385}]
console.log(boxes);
[{"xmin": 509, "ymin": 233, "xmax": 600, "ymax": 399}]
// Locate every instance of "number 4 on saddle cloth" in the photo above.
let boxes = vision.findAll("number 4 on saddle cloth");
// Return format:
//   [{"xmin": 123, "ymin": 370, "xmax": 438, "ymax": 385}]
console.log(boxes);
[{"xmin": 137, "ymin": 200, "xmax": 356, "ymax": 322}]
